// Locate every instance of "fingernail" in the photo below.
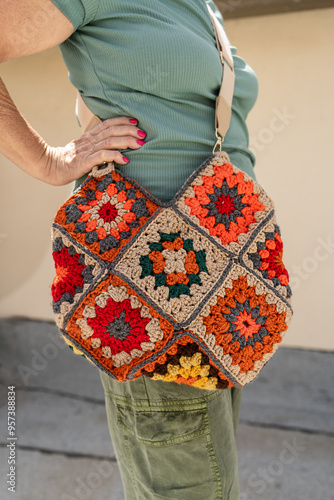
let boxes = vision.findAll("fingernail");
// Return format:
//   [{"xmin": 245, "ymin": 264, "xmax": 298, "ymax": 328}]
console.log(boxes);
[
  {"xmin": 137, "ymin": 140, "xmax": 145, "ymax": 145},
  {"xmin": 138, "ymin": 130, "xmax": 146, "ymax": 138},
  {"xmin": 122, "ymin": 156, "xmax": 129, "ymax": 162},
  {"xmin": 129, "ymin": 119, "xmax": 137, "ymax": 124}
]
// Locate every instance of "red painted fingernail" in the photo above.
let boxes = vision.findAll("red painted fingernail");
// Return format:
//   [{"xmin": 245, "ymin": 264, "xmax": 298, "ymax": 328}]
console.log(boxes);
[
  {"xmin": 138, "ymin": 130, "xmax": 146, "ymax": 137},
  {"xmin": 122, "ymin": 156, "xmax": 129, "ymax": 162},
  {"xmin": 137, "ymin": 140, "xmax": 145, "ymax": 145},
  {"xmin": 129, "ymin": 119, "xmax": 137, "ymax": 124}
]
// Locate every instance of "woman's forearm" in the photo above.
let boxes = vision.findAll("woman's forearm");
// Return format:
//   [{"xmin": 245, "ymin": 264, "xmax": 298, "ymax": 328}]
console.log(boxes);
[
  {"xmin": 0, "ymin": 77, "xmax": 48, "ymax": 180},
  {"xmin": 0, "ymin": 76, "xmax": 145, "ymax": 186}
]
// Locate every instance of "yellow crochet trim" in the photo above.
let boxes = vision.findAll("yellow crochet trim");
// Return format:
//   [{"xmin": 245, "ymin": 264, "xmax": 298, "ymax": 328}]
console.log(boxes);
[{"xmin": 62, "ymin": 336, "xmax": 96, "ymax": 367}]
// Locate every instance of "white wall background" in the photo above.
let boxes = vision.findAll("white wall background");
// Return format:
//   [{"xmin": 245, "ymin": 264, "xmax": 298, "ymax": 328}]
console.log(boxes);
[{"xmin": 1, "ymin": 8, "xmax": 333, "ymax": 350}]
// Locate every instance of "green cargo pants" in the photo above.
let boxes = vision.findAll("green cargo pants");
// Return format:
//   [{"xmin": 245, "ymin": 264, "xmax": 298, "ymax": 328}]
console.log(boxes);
[{"xmin": 99, "ymin": 370, "xmax": 242, "ymax": 500}]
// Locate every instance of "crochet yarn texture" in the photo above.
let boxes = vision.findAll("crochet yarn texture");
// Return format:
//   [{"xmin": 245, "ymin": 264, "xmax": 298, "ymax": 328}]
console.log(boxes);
[{"xmin": 51, "ymin": 152, "xmax": 293, "ymax": 390}]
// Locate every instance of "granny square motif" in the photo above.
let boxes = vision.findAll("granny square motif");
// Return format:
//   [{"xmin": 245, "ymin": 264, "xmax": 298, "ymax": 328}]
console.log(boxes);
[{"xmin": 51, "ymin": 152, "xmax": 293, "ymax": 390}]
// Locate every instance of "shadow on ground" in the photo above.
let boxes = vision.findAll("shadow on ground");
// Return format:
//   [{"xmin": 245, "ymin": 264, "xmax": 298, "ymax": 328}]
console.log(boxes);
[{"xmin": 0, "ymin": 318, "xmax": 333, "ymax": 500}]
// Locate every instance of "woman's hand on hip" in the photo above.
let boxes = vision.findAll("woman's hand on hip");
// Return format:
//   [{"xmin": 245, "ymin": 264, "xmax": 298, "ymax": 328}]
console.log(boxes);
[
  {"xmin": 0, "ymin": 1, "xmax": 146, "ymax": 186},
  {"xmin": 41, "ymin": 117, "xmax": 146, "ymax": 186}
]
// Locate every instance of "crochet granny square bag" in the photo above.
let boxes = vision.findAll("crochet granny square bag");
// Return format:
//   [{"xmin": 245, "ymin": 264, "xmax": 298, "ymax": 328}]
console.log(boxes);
[{"xmin": 50, "ymin": 6, "xmax": 293, "ymax": 390}]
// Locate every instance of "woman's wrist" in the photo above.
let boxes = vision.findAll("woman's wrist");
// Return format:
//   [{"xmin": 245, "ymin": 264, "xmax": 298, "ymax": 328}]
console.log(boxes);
[
  {"xmin": 0, "ymin": 77, "xmax": 81, "ymax": 186},
  {"xmin": 0, "ymin": 77, "xmax": 148, "ymax": 187}
]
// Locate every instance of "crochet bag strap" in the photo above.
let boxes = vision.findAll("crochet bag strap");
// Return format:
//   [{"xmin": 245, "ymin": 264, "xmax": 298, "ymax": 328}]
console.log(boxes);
[{"xmin": 76, "ymin": 4, "xmax": 235, "ymax": 153}]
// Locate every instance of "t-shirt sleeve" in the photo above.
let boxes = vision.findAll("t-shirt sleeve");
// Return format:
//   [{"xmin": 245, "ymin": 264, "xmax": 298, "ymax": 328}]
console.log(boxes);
[{"xmin": 50, "ymin": 0, "xmax": 98, "ymax": 30}]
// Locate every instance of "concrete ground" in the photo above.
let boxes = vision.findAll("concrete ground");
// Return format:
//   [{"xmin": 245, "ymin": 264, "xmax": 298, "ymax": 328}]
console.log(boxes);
[{"xmin": 0, "ymin": 318, "xmax": 333, "ymax": 500}]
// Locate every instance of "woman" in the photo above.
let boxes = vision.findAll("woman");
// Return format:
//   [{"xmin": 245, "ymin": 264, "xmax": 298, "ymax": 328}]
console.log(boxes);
[{"xmin": 1, "ymin": 1, "xmax": 259, "ymax": 498}]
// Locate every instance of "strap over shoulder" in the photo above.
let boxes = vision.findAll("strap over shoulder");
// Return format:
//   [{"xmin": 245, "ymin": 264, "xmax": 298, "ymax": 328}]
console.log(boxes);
[{"xmin": 206, "ymin": 4, "xmax": 235, "ymax": 149}]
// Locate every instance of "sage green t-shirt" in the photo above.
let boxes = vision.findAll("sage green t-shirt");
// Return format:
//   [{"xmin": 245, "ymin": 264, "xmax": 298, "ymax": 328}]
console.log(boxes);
[{"xmin": 51, "ymin": 0, "xmax": 259, "ymax": 201}]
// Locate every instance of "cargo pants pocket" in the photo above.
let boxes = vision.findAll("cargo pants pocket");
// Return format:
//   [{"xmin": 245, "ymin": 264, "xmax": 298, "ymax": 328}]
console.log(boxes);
[{"xmin": 115, "ymin": 401, "xmax": 225, "ymax": 500}]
